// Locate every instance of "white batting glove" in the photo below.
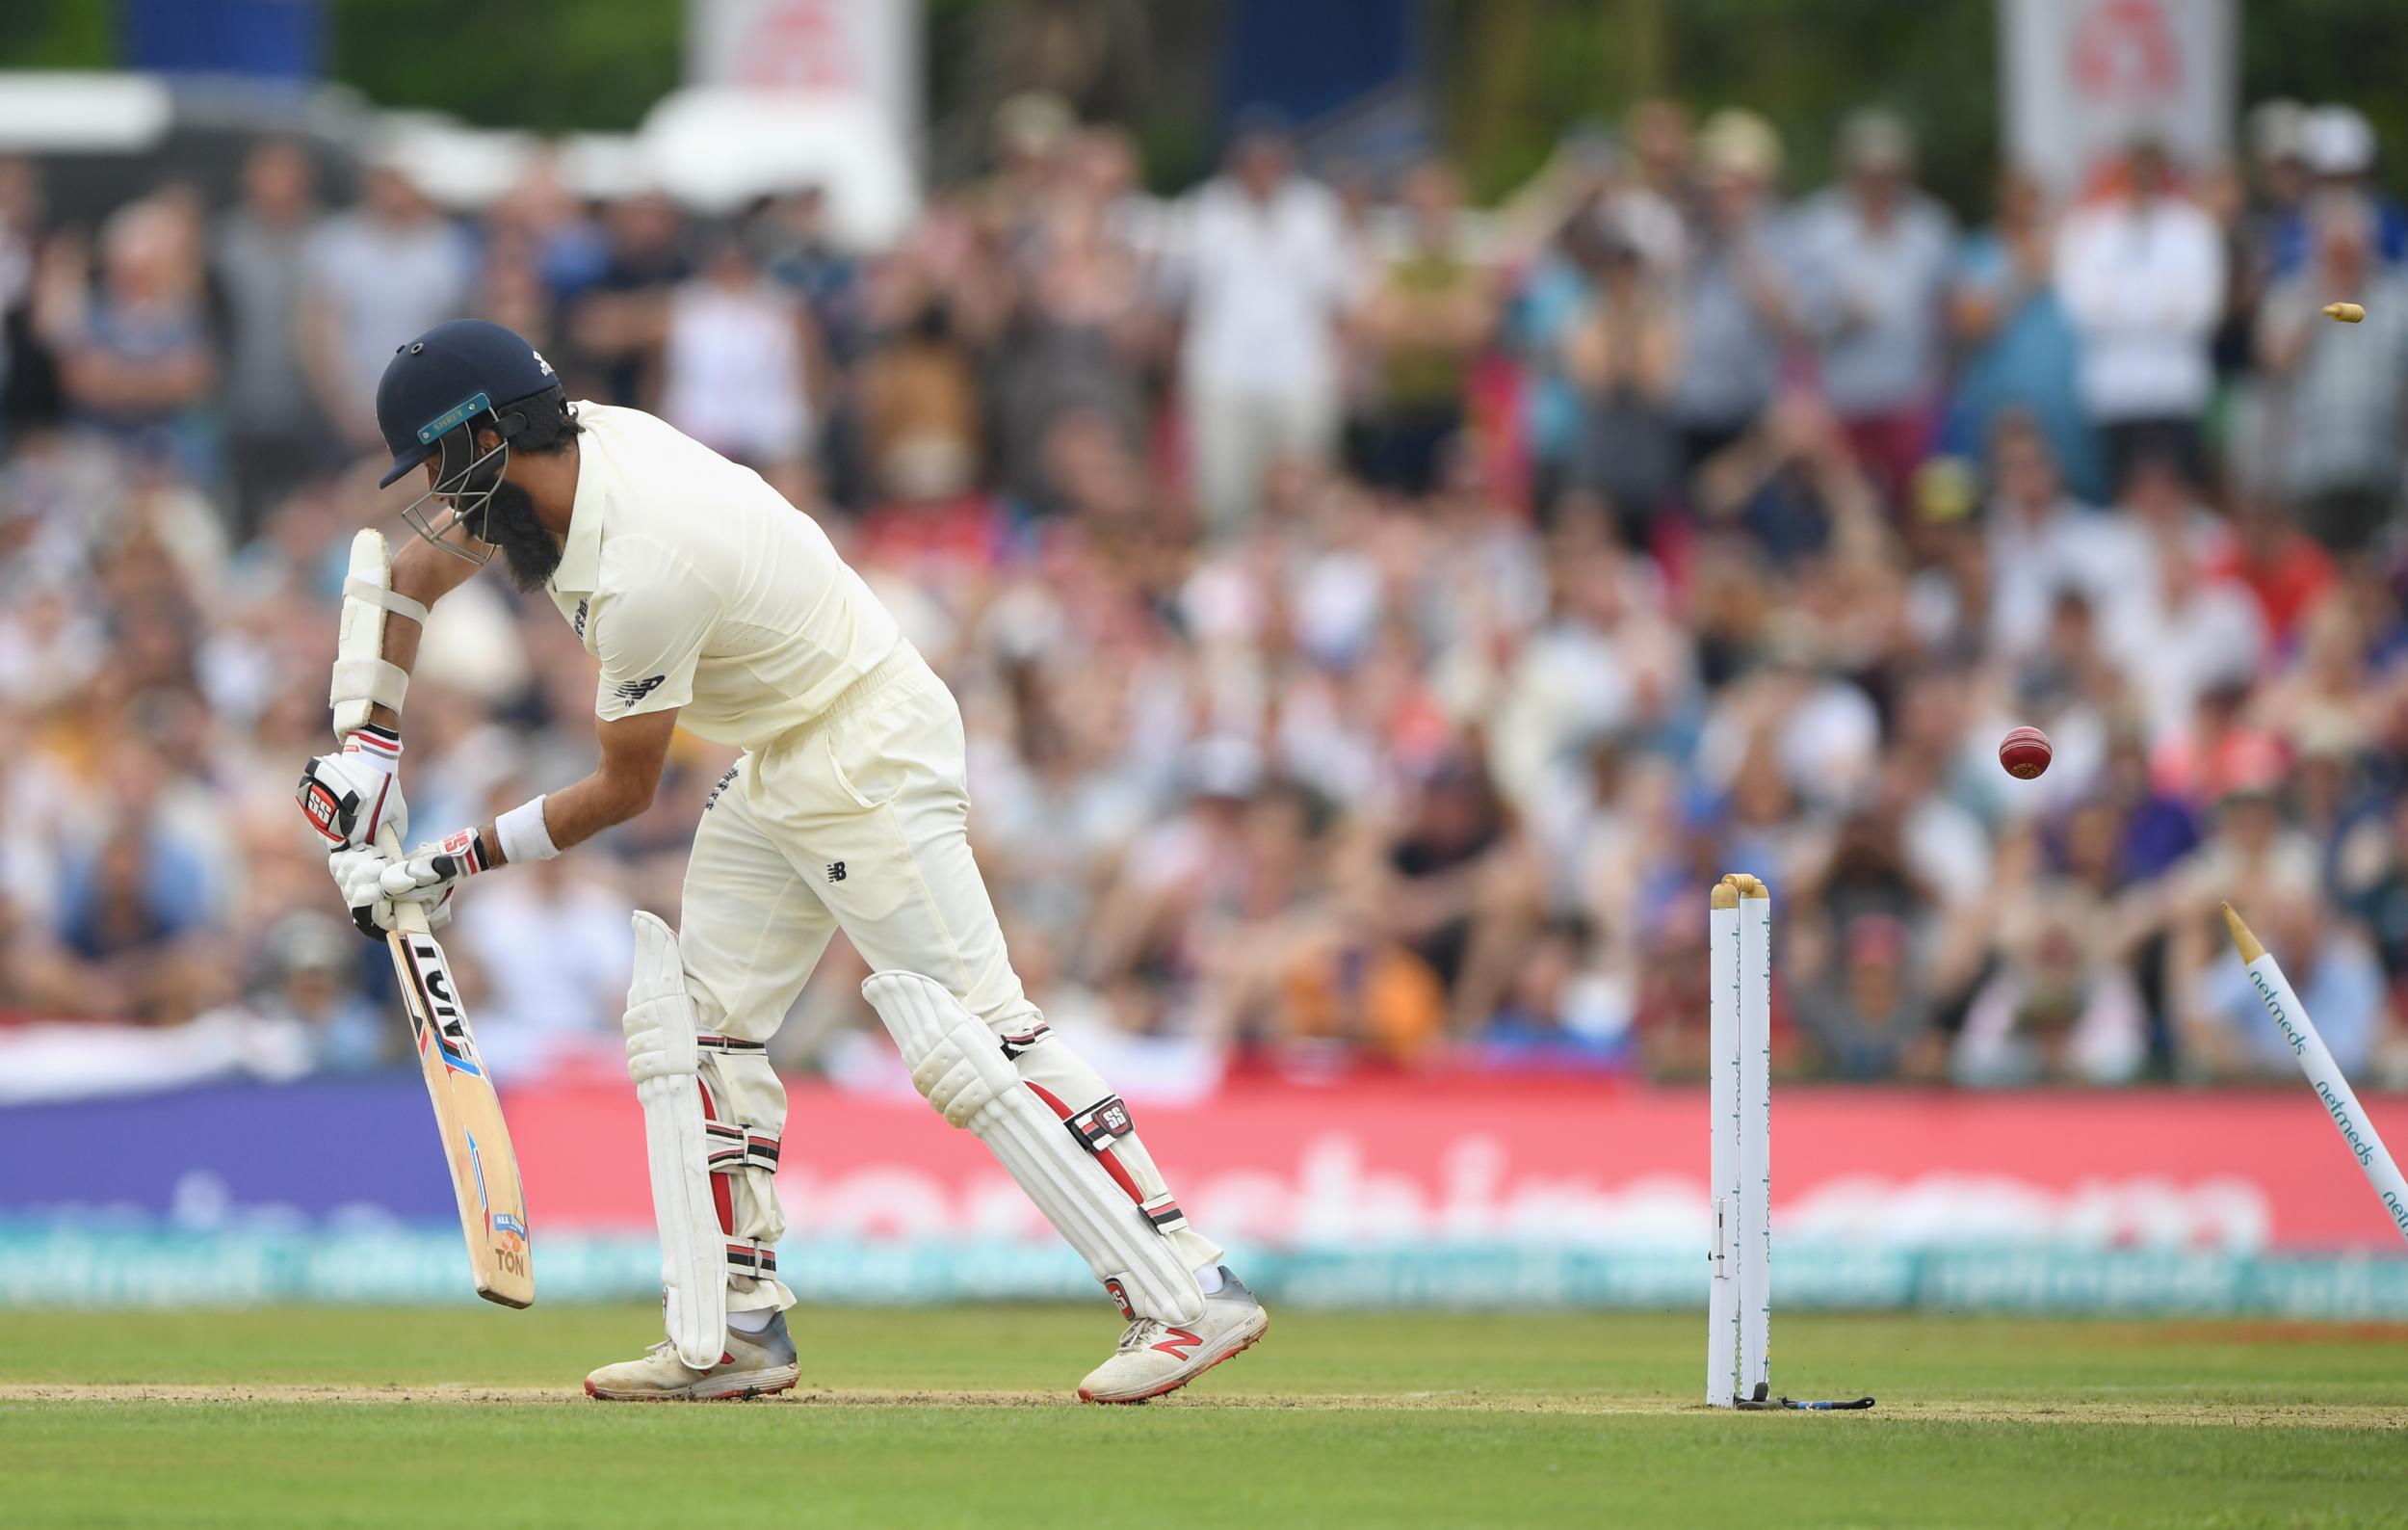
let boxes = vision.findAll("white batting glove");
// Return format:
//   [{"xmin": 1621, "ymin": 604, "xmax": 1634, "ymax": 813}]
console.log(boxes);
[
  {"xmin": 329, "ymin": 845, "xmax": 453, "ymax": 937},
  {"xmin": 378, "ymin": 827, "xmax": 494, "ymax": 910},
  {"xmin": 296, "ymin": 725, "xmax": 408, "ymax": 851}
]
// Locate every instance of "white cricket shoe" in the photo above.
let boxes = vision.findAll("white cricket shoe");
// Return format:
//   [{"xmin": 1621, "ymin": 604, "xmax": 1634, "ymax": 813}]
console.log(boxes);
[
  {"xmin": 1078, "ymin": 1266, "xmax": 1269, "ymax": 1405},
  {"xmin": 583, "ymin": 1311, "xmax": 800, "ymax": 1401}
]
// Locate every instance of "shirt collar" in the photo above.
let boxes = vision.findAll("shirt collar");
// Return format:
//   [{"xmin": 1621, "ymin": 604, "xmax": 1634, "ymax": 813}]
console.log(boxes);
[{"xmin": 548, "ymin": 430, "xmax": 603, "ymax": 594}]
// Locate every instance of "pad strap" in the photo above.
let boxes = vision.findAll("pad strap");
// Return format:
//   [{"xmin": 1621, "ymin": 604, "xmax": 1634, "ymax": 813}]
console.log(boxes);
[
  {"xmin": 706, "ymin": 1121, "xmax": 782, "ymax": 1175},
  {"xmin": 1140, "ymin": 1192, "xmax": 1189, "ymax": 1234},
  {"xmin": 1068, "ymin": 1095, "xmax": 1134, "ymax": 1154},
  {"xmin": 329, "ymin": 656, "xmax": 408, "ymax": 714},
  {"xmin": 344, "ymin": 576, "xmax": 431, "ymax": 625},
  {"xmin": 999, "ymin": 1018, "xmax": 1051, "ymax": 1059},
  {"xmin": 725, "ymin": 1238, "xmax": 778, "ymax": 1279}
]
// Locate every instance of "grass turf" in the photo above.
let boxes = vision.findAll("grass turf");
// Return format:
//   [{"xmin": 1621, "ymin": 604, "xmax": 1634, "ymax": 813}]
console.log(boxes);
[{"xmin": 0, "ymin": 1306, "xmax": 2402, "ymax": 1528}]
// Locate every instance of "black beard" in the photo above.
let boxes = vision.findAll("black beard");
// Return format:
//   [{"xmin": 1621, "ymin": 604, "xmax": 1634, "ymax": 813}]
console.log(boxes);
[{"xmin": 480, "ymin": 478, "xmax": 563, "ymax": 594}]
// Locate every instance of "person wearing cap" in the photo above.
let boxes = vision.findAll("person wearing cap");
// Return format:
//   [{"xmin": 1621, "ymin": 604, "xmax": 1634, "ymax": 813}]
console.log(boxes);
[
  {"xmin": 292, "ymin": 317, "xmax": 1266, "ymax": 1404},
  {"xmin": 2267, "ymin": 103, "xmax": 2408, "ymax": 277},
  {"xmin": 1791, "ymin": 108, "xmax": 1957, "ymax": 507},
  {"xmin": 1668, "ymin": 109, "xmax": 1794, "ymax": 470}
]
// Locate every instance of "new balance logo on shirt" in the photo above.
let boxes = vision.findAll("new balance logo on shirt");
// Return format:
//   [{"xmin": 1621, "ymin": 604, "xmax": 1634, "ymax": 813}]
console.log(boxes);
[{"xmin": 612, "ymin": 674, "xmax": 666, "ymax": 707}]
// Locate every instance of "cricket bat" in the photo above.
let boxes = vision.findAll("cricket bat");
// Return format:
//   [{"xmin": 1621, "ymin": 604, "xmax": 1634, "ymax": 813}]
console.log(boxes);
[
  {"xmin": 379, "ymin": 823, "xmax": 535, "ymax": 1307},
  {"xmin": 336, "ymin": 529, "xmax": 532, "ymax": 1306}
]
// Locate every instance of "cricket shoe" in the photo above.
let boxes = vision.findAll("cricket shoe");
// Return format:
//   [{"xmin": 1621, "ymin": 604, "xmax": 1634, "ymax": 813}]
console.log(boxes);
[
  {"xmin": 583, "ymin": 1311, "xmax": 800, "ymax": 1401},
  {"xmin": 1078, "ymin": 1266, "xmax": 1269, "ymax": 1404}
]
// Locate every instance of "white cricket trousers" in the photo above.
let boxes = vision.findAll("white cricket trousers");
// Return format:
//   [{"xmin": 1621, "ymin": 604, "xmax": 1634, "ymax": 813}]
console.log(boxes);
[{"xmin": 674, "ymin": 645, "xmax": 1222, "ymax": 1309}]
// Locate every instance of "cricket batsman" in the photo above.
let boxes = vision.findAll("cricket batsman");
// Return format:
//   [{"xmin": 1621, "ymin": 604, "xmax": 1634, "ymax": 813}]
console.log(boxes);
[{"xmin": 294, "ymin": 319, "xmax": 1267, "ymax": 1402}]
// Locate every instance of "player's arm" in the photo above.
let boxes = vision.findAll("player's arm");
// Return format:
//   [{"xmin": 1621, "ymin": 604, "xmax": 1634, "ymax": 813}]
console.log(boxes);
[
  {"xmin": 371, "ymin": 566, "xmax": 701, "ymax": 910},
  {"xmin": 297, "ymin": 525, "xmax": 488, "ymax": 858},
  {"xmin": 503, "ymin": 707, "xmax": 679, "ymax": 859},
  {"xmin": 362, "ymin": 705, "xmax": 677, "ymax": 916}
]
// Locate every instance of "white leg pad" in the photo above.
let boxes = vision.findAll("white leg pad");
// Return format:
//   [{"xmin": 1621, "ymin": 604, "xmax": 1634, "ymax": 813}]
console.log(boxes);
[
  {"xmin": 863, "ymin": 970, "xmax": 1204, "ymax": 1326},
  {"xmin": 625, "ymin": 911, "xmax": 728, "ymax": 1370}
]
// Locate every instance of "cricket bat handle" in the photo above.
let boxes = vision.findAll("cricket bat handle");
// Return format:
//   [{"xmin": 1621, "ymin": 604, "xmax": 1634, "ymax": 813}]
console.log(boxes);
[{"xmin": 375, "ymin": 825, "xmax": 432, "ymax": 936}]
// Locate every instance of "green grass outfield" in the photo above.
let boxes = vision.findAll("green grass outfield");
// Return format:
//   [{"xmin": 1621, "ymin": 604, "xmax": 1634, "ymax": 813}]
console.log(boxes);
[{"xmin": 2, "ymin": 1306, "xmax": 2403, "ymax": 1529}]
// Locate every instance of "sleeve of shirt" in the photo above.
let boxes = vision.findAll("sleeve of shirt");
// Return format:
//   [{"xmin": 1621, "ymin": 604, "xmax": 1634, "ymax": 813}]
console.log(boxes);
[{"xmin": 586, "ymin": 546, "xmax": 711, "ymax": 722}]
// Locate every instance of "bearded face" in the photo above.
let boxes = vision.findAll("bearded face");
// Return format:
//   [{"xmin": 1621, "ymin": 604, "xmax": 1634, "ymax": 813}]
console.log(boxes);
[{"xmin": 480, "ymin": 475, "xmax": 563, "ymax": 593}]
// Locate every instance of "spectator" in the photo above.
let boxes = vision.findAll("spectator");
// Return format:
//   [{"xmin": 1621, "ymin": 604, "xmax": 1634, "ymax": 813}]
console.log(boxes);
[
  {"xmin": 990, "ymin": 179, "xmax": 1153, "ymax": 512},
  {"xmin": 299, "ymin": 161, "xmax": 474, "ymax": 452},
  {"xmin": 1693, "ymin": 391, "xmax": 1881, "ymax": 568},
  {"xmin": 1794, "ymin": 911, "xmax": 1938, "ymax": 1080},
  {"xmin": 2054, "ymin": 141, "xmax": 2225, "ymax": 488},
  {"xmin": 659, "ymin": 230, "xmax": 822, "ymax": 500},
  {"xmin": 1947, "ymin": 171, "xmax": 2102, "ymax": 502},
  {"xmin": 1953, "ymin": 884, "xmax": 2148, "ymax": 1086},
  {"xmin": 1669, "ymin": 110, "xmax": 1793, "ymax": 470},
  {"xmin": 2241, "ymin": 98, "xmax": 2311, "ymax": 279},
  {"xmin": 214, "ymin": 141, "xmax": 327, "ymax": 537},
  {"xmin": 1170, "ymin": 114, "xmax": 1357, "ymax": 534},
  {"xmin": 1560, "ymin": 218, "xmax": 1682, "ymax": 541},
  {"xmin": 0, "ymin": 156, "xmax": 56, "ymax": 434},
  {"xmin": 2268, "ymin": 103, "xmax": 2408, "ymax": 276},
  {"xmin": 211, "ymin": 912, "xmax": 385, "ymax": 1074},
  {"xmin": 567, "ymin": 191, "xmax": 689, "ymax": 408},
  {"xmin": 853, "ymin": 253, "xmax": 983, "ymax": 506},
  {"xmin": 757, "ymin": 185, "xmax": 861, "ymax": 355},
  {"xmin": 1624, "ymin": 97, "xmax": 1695, "ymax": 267},
  {"xmin": 2256, "ymin": 196, "xmax": 2408, "ymax": 556},
  {"xmin": 48, "ymin": 199, "xmax": 220, "ymax": 481},
  {"xmin": 455, "ymin": 856, "xmax": 636, "ymax": 1075},
  {"xmin": 1355, "ymin": 159, "xmax": 1493, "ymax": 497},
  {"xmin": 1793, "ymin": 109, "xmax": 1955, "ymax": 505},
  {"xmin": 1981, "ymin": 412, "xmax": 2142, "ymax": 660},
  {"xmin": 2179, "ymin": 879, "xmax": 2385, "ymax": 1079}
]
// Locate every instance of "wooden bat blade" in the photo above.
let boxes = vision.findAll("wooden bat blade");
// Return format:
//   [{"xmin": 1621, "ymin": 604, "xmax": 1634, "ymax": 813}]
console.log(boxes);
[{"xmin": 387, "ymin": 919, "xmax": 535, "ymax": 1307}]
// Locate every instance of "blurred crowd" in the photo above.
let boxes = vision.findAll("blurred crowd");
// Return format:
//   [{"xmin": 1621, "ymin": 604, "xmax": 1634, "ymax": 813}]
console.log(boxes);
[{"xmin": 5, "ymin": 89, "xmax": 2408, "ymax": 1099}]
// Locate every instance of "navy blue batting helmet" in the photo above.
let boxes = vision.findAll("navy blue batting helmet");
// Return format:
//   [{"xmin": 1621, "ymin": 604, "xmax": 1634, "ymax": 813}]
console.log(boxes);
[{"xmin": 374, "ymin": 319, "xmax": 568, "ymax": 563}]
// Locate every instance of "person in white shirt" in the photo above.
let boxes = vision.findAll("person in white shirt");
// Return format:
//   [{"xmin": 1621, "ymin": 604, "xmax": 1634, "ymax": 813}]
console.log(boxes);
[
  {"xmin": 295, "ymin": 320, "xmax": 1266, "ymax": 1405},
  {"xmin": 1167, "ymin": 117, "xmax": 1357, "ymax": 534},
  {"xmin": 658, "ymin": 232, "xmax": 820, "ymax": 501},
  {"xmin": 2052, "ymin": 141, "xmax": 2226, "ymax": 491}
]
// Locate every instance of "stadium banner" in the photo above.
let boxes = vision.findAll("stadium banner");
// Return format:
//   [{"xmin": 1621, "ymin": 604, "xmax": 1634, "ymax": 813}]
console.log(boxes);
[
  {"xmin": 686, "ymin": 0, "xmax": 921, "ymax": 138},
  {"xmin": 2000, "ymin": 0, "xmax": 2236, "ymax": 195},
  {"xmin": 4, "ymin": 1076, "xmax": 2404, "ymax": 1311}
]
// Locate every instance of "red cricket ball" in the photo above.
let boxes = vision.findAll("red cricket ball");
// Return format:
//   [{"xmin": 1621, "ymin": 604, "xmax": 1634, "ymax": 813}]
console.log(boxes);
[{"xmin": 1999, "ymin": 725, "xmax": 2053, "ymax": 779}]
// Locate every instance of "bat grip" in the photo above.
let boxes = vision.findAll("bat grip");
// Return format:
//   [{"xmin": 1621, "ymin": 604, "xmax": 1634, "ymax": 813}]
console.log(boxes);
[{"xmin": 375, "ymin": 825, "xmax": 432, "ymax": 936}]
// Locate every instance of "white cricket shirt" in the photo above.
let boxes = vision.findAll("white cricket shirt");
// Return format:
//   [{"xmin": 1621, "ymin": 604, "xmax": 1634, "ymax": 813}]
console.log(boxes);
[{"xmin": 543, "ymin": 403, "xmax": 900, "ymax": 750}]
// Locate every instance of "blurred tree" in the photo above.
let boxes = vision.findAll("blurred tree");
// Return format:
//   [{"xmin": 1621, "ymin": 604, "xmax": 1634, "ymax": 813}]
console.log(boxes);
[
  {"xmin": 1442, "ymin": 0, "xmax": 1996, "ymax": 215},
  {"xmin": 327, "ymin": 0, "xmax": 682, "ymax": 133},
  {"xmin": 0, "ymin": 0, "xmax": 115, "ymax": 69},
  {"xmin": 10, "ymin": 0, "xmax": 2408, "ymax": 212},
  {"xmin": 1443, "ymin": 0, "xmax": 2408, "ymax": 218}
]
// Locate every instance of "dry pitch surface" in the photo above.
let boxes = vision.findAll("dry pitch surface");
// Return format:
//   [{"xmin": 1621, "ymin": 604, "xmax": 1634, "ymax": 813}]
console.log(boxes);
[{"xmin": 0, "ymin": 1307, "xmax": 2402, "ymax": 1528}]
